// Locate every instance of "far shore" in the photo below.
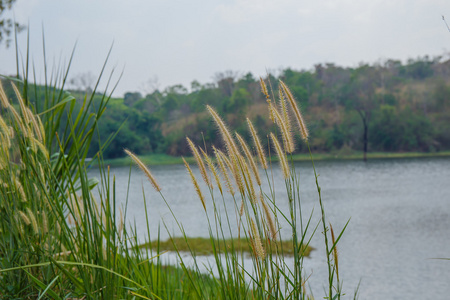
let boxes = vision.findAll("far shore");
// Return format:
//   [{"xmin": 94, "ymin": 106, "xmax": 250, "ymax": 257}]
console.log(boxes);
[{"xmin": 91, "ymin": 150, "xmax": 450, "ymax": 167}]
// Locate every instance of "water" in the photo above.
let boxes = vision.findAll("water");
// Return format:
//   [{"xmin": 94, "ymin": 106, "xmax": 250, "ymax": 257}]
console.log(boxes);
[{"xmin": 89, "ymin": 157, "xmax": 450, "ymax": 299}]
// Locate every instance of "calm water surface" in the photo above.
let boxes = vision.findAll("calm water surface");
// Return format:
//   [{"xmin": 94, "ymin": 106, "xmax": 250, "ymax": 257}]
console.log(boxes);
[{"xmin": 89, "ymin": 157, "xmax": 450, "ymax": 299}]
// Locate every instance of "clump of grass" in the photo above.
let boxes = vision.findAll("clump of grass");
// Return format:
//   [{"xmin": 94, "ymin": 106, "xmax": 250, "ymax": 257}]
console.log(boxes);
[
  {"xmin": 128, "ymin": 78, "xmax": 351, "ymax": 299},
  {"xmin": 0, "ymin": 40, "xmax": 218, "ymax": 299},
  {"xmin": 1, "ymin": 34, "xmax": 352, "ymax": 298}
]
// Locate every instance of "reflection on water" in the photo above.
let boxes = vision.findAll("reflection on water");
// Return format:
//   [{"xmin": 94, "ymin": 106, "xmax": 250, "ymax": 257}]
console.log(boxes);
[{"xmin": 89, "ymin": 157, "xmax": 450, "ymax": 299}]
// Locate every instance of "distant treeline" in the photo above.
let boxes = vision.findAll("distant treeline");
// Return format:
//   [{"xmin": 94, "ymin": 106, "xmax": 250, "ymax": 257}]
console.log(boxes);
[{"xmin": 4, "ymin": 55, "xmax": 450, "ymax": 159}]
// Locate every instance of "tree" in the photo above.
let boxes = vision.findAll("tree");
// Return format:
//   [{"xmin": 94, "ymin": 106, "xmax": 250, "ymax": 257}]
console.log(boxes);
[
  {"xmin": 213, "ymin": 70, "xmax": 239, "ymax": 97},
  {"xmin": 69, "ymin": 72, "xmax": 96, "ymax": 93},
  {"xmin": 0, "ymin": 0, "xmax": 25, "ymax": 46},
  {"xmin": 224, "ymin": 87, "xmax": 250, "ymax": 115},
  {"xmin": 315, "ymin": 63, "xmax": 351, "ymax": 120},
  {"xmin": 139, "ymin": 75, "xmax": 161, "ymax": 95},
  {"xmin": 124, "ymin": 92, "xmax": 142, "ymax": 107},
  {"xmin": 341, "ymin": 65, "xmax": 380, "ymax": 161}
]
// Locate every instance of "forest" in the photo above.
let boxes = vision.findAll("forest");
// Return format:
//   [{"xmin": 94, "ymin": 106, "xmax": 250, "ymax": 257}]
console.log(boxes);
[{"xmin": 3, "ymin": 55, "xmax": 450, "ymax": 159}]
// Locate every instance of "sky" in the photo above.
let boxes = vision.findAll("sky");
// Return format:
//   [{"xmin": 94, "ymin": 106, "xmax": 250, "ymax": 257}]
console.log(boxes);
[{"xmin": 1, "ymin": 0, "xmax": 450, "ymax": 97}]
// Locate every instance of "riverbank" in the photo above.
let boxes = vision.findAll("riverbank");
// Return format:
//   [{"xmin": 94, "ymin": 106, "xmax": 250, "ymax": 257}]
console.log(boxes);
[{"xmin": 95, "ymin": 150, "xmax": 450, "ymax": 167}]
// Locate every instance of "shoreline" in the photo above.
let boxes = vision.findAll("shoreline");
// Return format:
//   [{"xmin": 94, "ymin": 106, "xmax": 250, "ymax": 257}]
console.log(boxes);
[{"xmin": 93, "ymin": 150, "xmax": 450, "ymax": 167}]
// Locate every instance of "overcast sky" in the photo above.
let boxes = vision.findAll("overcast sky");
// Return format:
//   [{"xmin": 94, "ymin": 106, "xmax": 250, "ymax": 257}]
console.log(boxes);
[{"xmin": 1, "ymin": 0, "xmax": 450, "ymax": 97}]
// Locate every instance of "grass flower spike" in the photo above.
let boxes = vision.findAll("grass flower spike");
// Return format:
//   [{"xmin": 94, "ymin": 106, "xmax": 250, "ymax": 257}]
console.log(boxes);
[
  {"xmin": 125, "ymin": 149, "xmax": 162, "ymax": 192},
  {"xmin": 206, "ymin": 105, "xmax": 240, "ymax": 158},
  {"xmin": 186, "ymin": 137, "xmax": 212, "ymax": 188},
  {"xmin": 247, "ymin": 118, "xmax": 268, "ymax": 169},
  {"xmin": 250, "ymin": 218, "xmax": 265, "ymax": 259},
  {"xmin": 183, "ymin": 157, "xmax": 206, "ymax": 212},
  {"xmin": 270, "ymin": 132, "xmax": 290, "ymax": 179},
  {"xmin": 279, "ymin": 80, "xmax": 309, "ymax": 141},
  {"xmin": 235, "ymin": 132, "xmax": 261, "ymax": 186}
]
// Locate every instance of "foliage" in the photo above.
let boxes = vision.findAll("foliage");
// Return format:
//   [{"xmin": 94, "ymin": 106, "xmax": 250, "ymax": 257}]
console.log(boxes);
[
  {"xmin": 71, "ymin": 54, "xmax": 450, "ymax": 159},
  {"xmin": 125, "ymin": 79, "xmax": 352, "ymax": 300},
  {"xmin": 0, "ymin": 46, "xmax": 219, "ymax": 298},
  {"xmin": 0, "ymin": 0, "xmax": 25, "ymax": 46},
  {"xmin": 0, "ymin": 49, "xmax": 354, "ymax": 299}
]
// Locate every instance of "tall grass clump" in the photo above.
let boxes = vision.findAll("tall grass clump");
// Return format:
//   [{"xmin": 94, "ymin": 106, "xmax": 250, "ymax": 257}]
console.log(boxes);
[
  {"xmin": 1, "ymin": 34, "xmax": 352, "ymax": 298},
  {"xmin": 128, "ymin": 79, "xmax": 351, "ymax": 299},
  {"xmin": 0, "ymin": 37, "xmax": 218, "ymax": 299}
]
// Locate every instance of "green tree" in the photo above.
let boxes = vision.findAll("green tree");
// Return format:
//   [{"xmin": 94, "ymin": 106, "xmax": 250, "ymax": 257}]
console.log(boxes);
[
  {"xmin": 124, "ymin": 91, "xmax": 142, "ymax": 107},
  {"xmin": 370, "ymin": 105, "xmax": 434, "ymax": 152},
  {"xmin": 224, "ymin": 87, "xmax": 250, "ymax": 115},
  {"xmin": 341, "ymin": 65, "xmax": 380, "ymax": 161}
]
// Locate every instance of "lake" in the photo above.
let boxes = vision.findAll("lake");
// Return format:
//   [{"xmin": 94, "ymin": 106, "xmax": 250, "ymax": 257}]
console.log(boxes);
[{"xmin": 89, "ymin": 156, "xmax": 450, "ymax": 299}]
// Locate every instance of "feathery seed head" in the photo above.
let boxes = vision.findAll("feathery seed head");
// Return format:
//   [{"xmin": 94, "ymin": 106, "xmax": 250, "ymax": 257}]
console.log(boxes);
[
  {"xmin": 200, "ymin": 147, "xmax": 223, "ymax": 195},
  {"xmin": 30, "ymin": 137, "xmax": 49, "ymax": 159},
  {"xmin": 259, "ymin": 77, "xmax": 269, "ymax": 99},
  {"xmin": 15, "ymin": 214, "xmax": 25, "ymax": 236},
  {"xmin": 269, "ymin": 103, "xmax": 295, "ymax": 153},
  {"xmin": 26, "ymin": 207, "xmax": 39, "ymax": 235},
  {"xmin": 239, "ymin": 156, "xmax": 257, "ymax": 204},
  {"xmin": 125, "ymin": 149, "xmax": 161, "ymax": 192},
  {"xmin": 37, "ymin": 116, "xmax": 45, "ymax": 142},
  {"xmin": 250, "ymin": 218, "xmax": 265, "ymax": 259},
  {"xmin": 239, "ymin": 199, "xmax": 245, "ymax": 216},
  {"xmin": 183, "ymin": 157, "xmax": 206, "ymax": 212},
  {"xmin": 0, "ymin": 80, "xmax": 10, "ymax": 108},
  {"xmin": 0, "ymin": 120, "xmax": 11, "ymax": 152},
  {"xmin": 27, "ymin": 107, "xmax": 44, "ymax": 142},
  {"xmin": 235, "ymin": 132, "xmax": 261, "ymax": 186},
  {"xmin": 18, "ymin": 210, "xmax": 31, "ymax": 225},
  {"xmin": 247, "ymin": 118, "xmax": 268, "ymax": 169},
  {"xmin": 278, "ymin": 86, "xmax": 292, "ymax": 137},
  {"xmin": 0, "ymin": 115, "xmax": 10, "ymax": 145},
  {"xmin": 261, "ymin": 195, "xmax": 277, "ymax": 240},
  {"xmin": 9, "ymin": 106, "xmax": 28, "ymax": 138},
  {"xmin": 12, "ymin": 83, "xmax": 30, "ymax": 126},
  {"xmin": 270, "ymin": 132, "xmax": 290, "ymax": 179},
  {"xmin": 279, "ymin": 80, "xmax": 309, "ymax": 141},
  {"xmin": 214, "ymin": 147, "xmax": 235, "ymax": 195},
  {"xmin": 230, "ymin": 154, "xmax": 245, "ymax": 195},
  {"xmin": 14, "ymin": 179, "xmax": 27, "ymax": 202},
  {"xmin": 118, "ymin": 207, "xmax": 124, "ymax": 239},
  {"xmin": 206, "ymin": 105, "xmax": 240, "ymax": 158},
  {"xmin": 186, "ymin": 137, "xmax": 212, "ymax": 188},
  {"xmin": 42, "ymin": 210, "xmax": 48, "ymax": 234}
]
